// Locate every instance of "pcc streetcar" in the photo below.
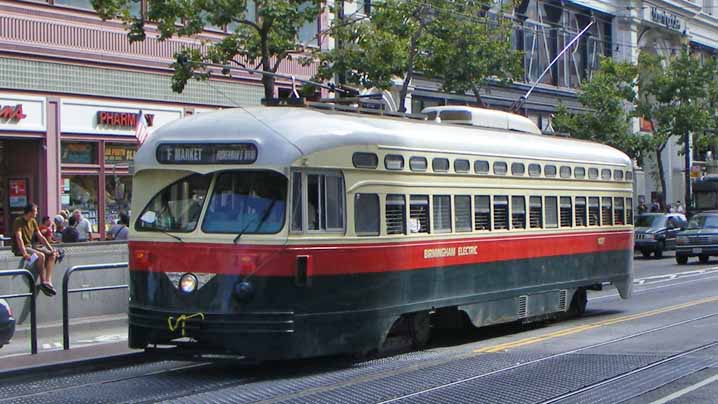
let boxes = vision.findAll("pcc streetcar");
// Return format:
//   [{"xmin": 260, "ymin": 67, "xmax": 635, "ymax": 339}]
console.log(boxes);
[{"xmin": 128, "ymin": 104, "xmax": 634, "ymax": 359}]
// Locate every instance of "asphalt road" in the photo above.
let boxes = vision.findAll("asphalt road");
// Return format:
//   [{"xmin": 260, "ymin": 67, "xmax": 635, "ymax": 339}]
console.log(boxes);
[{"xmin": 1, "ymin": 253, "xmax": 717, "ymax": 403}]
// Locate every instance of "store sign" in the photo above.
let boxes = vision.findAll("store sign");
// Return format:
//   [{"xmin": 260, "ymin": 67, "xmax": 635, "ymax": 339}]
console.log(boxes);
[
  {"xmin": 9, "ymin": 179, "xmax": 28, "ymax": 208},
  {"xmin": 156, "ymin": 143, "xmax": 258, "ymax": 164},
  {"xmin": 0, "ymin": 104, "xmax": 26, "ymax": 122},
  {"xmin": 97, "ymin": 111, "xmax": 155, "ymax": 128},
  {"xmin": 650, "ymin": 7, "xmax": 682, "ymax": 32},
  {"xmin": 105, "ymin": 144, "xmax": 136, "ymax": 163}
]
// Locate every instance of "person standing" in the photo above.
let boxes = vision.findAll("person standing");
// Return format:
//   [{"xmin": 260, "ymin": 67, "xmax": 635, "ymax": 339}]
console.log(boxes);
[
  {"xmin": 114, "ymin": 213, "xmax": 130, "ymax": 241},
  {"xmin": 675, "ymin": 201, "xmax": 685, "ymax": 214},
  {"xmin": 62, "ymin": 216, "xmax": 80, "ymax": 243},
  {"xmin": 11, "ymin": 203, "xmax": 58, "ymax": 296},
  {"xmin": 72, "ymin": 209, "xmax": 93, "ymax": 241}
]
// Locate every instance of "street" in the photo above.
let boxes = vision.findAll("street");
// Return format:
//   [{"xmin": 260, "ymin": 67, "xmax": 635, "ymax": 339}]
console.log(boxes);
[{"xmin": 2, "ymin": 251, "xmax": 718, "ymax": 403}]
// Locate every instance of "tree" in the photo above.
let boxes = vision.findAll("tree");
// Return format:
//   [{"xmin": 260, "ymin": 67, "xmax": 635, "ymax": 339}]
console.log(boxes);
[
  {"xmin": 635, "ymin": 50, "xmax": 718, "ymax": 205},
  {"xmin": 91, "ymin": 0, "xmax": 322, "ymax": 100},
  {"xmin": 552, "ymin": 57, "xmax": 651, "ymax": 162},
  {"xmin": 420, "ymin": 7, "xmax": 522, "ymax": 107},
  {"xmin": 314, "ymin": 0, "xmax": 520, "ymax": 112}
]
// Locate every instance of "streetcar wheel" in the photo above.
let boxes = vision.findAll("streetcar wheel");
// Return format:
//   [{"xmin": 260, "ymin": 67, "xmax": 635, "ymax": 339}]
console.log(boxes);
[
  {"xmin": 568, "ymin": 288, "xmax": 587, "ymax": 316},
  {"xmin": 654, "ymin": 242, "xmax": 664, "ymax": 259},
  {"xmin": 676, "ymin": 255, "xmax": 688, "ymax": 265},
  {"xmin": 699, "ymin": 255, "xmax": 710, "ymax": 264},
  {"xmin": 410, "ymin": 312, "xmax": 432, "ymax": 350},
  {"xmin": 641, "ymin": 250, "xmax": 651, "ymax": 258}
]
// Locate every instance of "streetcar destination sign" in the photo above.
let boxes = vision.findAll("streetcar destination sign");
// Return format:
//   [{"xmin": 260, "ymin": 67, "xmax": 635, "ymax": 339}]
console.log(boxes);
[{"xmin": 156, "ymin": 143, "xmax": 258, "ymax": 164}]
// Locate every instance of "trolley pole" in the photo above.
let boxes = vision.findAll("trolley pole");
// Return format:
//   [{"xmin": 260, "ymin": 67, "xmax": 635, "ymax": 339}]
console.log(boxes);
[{"xmin": 685, "ymin": 129, "xmax": 691, "ymax": 209}]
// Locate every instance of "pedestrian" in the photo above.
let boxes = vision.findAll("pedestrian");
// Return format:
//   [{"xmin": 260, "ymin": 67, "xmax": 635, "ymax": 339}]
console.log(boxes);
[
  {"xmin": 53, "ymin": 215, "xmax": 65, "ymax": 241},
  {"xmin": 62, "ymin": 216, "xmax": 80, "ymax": 243},
  {"xmin": 675, "ymin": 200, "xmax": 685, "ymax": 214},
  {"xmin": 11, "ymin": 203, "xmax": 58, "ymax": 297},
  {"xmin": 637, "ymin": 201, "xmax": 648, "ymax": 214},
  {"xmin": 72, "ymin": 209, "xmax": 93, "ymax": 241},
  {"xmin": 114, "ymin": 213, "xmax": 130, "ymax": 241},
  {"xmin": 668, "ymin": 203, "xmax": 675, "ymax": 213},
  {"xmin": 38, "ymin": 216, "xmax": 58, "ymax": 243},
  {"xmin": 106, "ymin": 213, "xmax": 126, "ymax": 240},
  {"xmin": 650, "ymin": 200, "xmax": 660, "ymax": 213}
]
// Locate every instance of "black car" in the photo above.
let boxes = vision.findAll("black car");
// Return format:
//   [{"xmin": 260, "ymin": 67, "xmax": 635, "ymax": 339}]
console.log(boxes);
[
  {"xmin": 675, "ymin": 212, "xmax": 718, "ymax": 264},
  {"xmin": 0, "ymin": 299, "xmax": 15, "ymax": 348},
  {"xmin": 634, "ymin": 213, "xmax": 687, "ymax": 258}
]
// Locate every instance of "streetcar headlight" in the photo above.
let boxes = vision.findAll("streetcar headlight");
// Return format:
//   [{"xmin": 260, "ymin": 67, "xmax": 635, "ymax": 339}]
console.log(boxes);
[
  {"xmin": 179, "ymin": 273, "xmax": 198, "ymax": 293},
  {"xmin": 677, "ymin": 236, "xmax": 688, "ymax": 244}
]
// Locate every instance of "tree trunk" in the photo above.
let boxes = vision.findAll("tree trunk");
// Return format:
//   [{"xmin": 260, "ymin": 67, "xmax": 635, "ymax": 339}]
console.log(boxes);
[
  {"xmin": 399, "ymin": 17, "xmax": 425, "ymax": 113},
  {"xmin": 655, "ymin": 144, "xmax": 668, "ymax": 210},
  {"xmin": 260, "ymin": 32, "xmax": 275, "ymax": 101},
  {"xmin": 473, "ymin": 87, "xmax": 487, "ymax": 108}
]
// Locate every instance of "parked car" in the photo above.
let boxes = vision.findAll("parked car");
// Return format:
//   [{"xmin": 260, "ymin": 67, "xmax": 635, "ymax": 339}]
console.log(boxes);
[
  {"xmin": 634, "ymin": 213, "xmax": 687, "ymax": 258},
  {"xmin": 0, "ymin": 299, "xmax": 15, "ymax": 348},
  {"xmin": 675, "ymin": 211, "xmax": 718, "ymax": 264}
]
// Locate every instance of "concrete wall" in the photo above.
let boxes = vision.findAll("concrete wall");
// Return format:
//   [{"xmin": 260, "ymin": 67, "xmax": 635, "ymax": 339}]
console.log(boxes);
[{"xmin": 0, "ymin": 241, "xmax": 128, "ymax": 325}]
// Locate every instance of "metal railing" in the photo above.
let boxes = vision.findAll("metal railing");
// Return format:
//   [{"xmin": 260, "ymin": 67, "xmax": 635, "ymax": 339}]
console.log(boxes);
[
  {"xmin": 0, "ymin": 269, "xmax": 37, "ymax": 354},
  {"xmin": 62, "ymin": 263, "xmax": 128, "ymax": 350}
]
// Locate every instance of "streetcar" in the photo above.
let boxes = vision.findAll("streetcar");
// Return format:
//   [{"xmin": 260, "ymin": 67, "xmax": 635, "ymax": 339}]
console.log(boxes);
[{"xmin": 127, "ymin": 104, "xmax": 634, "ymax": 359}]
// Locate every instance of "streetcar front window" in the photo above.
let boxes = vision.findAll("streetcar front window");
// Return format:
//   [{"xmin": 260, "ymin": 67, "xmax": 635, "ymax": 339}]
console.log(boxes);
[
  {"xmin": 136, "ymin": 173, "xmax": 212, "ymax": 232},
  {"xmin": 202, "ymin": 171, "xmax": 287, "ymax": 234}
]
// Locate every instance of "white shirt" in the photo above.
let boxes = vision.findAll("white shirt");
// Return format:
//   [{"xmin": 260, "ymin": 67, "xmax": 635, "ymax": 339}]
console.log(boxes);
[{"xmin": 76, "ymin": 218, "xmax": 92, "ymax": 241}]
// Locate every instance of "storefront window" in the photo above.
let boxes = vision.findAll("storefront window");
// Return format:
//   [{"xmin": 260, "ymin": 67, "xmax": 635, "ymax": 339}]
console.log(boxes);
[
  {"xmin": 104, "ymin": 143, "xmax": 137, "ymax": 165},
  {"xmin": 62, "ymin": 175, "xmax": 99, "ymax": 233},
  {"xmin": 61, "ymin": 142, "xmax": 98, "ymax": 164},
  {"xmin": 105, "ymin": 176, "xmax": 133, "ymax": 231}
]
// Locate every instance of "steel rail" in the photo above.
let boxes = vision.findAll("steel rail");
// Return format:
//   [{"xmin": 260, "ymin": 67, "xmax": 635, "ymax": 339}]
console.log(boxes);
[{"xmin": 377, "ymin": 311, "xmax": 718, "ymax": 404}]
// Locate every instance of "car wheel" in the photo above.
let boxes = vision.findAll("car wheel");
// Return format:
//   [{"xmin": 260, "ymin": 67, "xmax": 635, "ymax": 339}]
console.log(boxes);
[
  {"xmin": 676, "ymin": 255, "xmax": 688, "ymax": 265},
  {"xmin": 699, "ymin": 255, "xmax": 710, "ymax": 264},
  {"xmin": 641, "ymin": 250, "xmax": 651, "ymax": 258},
  {"xmin": 654, "ymin": 242, "xmax": 664, "ymax": 259}
]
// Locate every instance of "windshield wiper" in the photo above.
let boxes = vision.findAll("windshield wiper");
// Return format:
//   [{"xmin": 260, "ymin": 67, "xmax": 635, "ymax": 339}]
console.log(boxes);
[{"xmin": 234, "ymin": 199, "xmax": 278, "ymax": 244}]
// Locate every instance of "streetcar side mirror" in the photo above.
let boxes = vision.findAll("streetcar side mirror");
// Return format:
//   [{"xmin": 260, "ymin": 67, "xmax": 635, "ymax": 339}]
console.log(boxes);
[{"xmin": 140, "ymin": 211, "xmax": 157, "ymax": 224}]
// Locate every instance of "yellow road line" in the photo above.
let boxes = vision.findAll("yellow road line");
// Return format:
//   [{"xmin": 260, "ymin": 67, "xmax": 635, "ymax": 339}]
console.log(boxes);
[{"xmin": 474, "ymin": 296, "xmax": 718, "ymax": 353}]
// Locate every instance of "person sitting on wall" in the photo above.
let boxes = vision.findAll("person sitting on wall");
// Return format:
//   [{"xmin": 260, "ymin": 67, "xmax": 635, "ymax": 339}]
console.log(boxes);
[
  {"xmin": 72, "ymin": 209, "xmax": 93, "ymax": 241},
  {"xmin": 53, "ymin": 215, "xmax": 65, "ymax": 241},
  {"xmin": 62, "ymin": 216, "xmax": 80, "ymax": 243},
  {"xmin": 38, "ymin": 216, "xmax": 58, "ymax": 243},
  {"xmin": 12, "ymin": 203, "xmax": 59, "ymax": 297}
]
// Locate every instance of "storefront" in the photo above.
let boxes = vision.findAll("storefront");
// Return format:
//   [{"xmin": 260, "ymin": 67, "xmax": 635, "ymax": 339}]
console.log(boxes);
[
  {"xmin": 0, "ymin": 93, "xmax": 47, "ymax": 237},
  {"xmin": 59, "ymin": 99, "xmax": 184, "ymax": 238}
]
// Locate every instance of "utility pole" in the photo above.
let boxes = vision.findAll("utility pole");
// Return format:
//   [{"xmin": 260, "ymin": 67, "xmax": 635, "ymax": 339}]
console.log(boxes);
[{"xmin": 685, "ymin": 129, "xmax": 691, "ymax": 208}]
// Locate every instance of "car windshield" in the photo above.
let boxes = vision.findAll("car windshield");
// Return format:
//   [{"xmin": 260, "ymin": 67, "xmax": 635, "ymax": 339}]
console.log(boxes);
[
  {"xmin": 635, "ymin": 215, "xmax": 665, "ymax": 228},
  {"xmin": 136, "ymin": 173, "xmax": 212, "ymax": 232},
  {"xmin": 202, "ymin": 171, "xmax": 287, "ymax": 234},
  {"xmin": 687, "ymin": 215, "xmax": 718, "ymax": 229}
]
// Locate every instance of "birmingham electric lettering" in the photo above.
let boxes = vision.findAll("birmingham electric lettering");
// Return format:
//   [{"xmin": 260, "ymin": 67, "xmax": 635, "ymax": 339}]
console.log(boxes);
[{"xmin": 424, "ymin": 246, "xmax": 478, "ymax": 259}]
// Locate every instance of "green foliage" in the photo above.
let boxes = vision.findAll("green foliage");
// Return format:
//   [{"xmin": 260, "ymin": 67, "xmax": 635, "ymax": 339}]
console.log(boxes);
[
  {"xmin": 552, "ymin": 57, "xmax": 650, "ymax": 161},
  {"xmin": 91, "ymin": 0, "xmax": 322, "ymax": 98},
  {"xmin": 315, "ymin": 0, "xmax": 521, "ymax": 111}
]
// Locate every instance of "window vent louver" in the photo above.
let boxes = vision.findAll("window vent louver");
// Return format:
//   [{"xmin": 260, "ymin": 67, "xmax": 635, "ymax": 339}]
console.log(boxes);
[
  {"xmin": 518, "ymin": 295, "xmax": 528, "ymax": 318},
  {"xmin": 559, "ymin": 290, "xmax": 568, "ymax": 311}
]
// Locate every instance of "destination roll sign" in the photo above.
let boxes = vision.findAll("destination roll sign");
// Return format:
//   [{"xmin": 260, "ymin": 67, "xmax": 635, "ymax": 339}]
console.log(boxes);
[{"xmin": 157, "ymin": 143, "xmax": 258, "ymax": 164}]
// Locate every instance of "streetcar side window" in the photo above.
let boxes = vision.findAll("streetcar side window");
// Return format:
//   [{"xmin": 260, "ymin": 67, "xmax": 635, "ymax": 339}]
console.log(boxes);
[
  {"xmin": 291, "ymin": 172, "xmax": 302, "ymax": 232},
  {"xmin": 559, "ymin": 166, "xmax": 572, "ymax": 179},
  {"xmin": 575, "ymin": 197, "xmax": 587, "ymax": 227},
  {"xmin": 454, "ymin": 159, "xmax": 470, "ymax": 173},
  {"xmin": 385, "ymin": 154, "xmax": 405, "ymax": 170},
  {"xmin": 352, "ymin": 152, "xmax": 378, "ymax": 169},
  {"xmin": 601, "ymin": 169, "xmax": 612, "ymax": 180},
  {"xmin": 588, "ymin": 197, "xmax": 600, "ymax": 226},
  {"xmin": 545, "ymin": 196, "xmax": 558, "ymax": 228},
  {"xmin": 306, "ymin": 173, "xmax": 345, "ymax": 232},
  {"xmin": 560, "ymin": 197, "xmax": 572, "ymax": 227},
  {"xmin": 355, "ymin": 194, "xmax": 380, "ymax": 236},
  {"xmin": 433, "ymin": 158, "xmax": 450, "ymax": 172},
  {"xmin": 474, "ymin": 195, "xmax": 491, "ymax": 231},
  {"xmin": 493, "ymin": 161, "xmax": 508, "ymax": 176},
  {"xmin": 136, "ymin": 173, "xmax": 212, "ymax": 233},
  {"xmin": 614, "ymin": 170, "xmax": 624, "ymax": 181},
  {"xmin": 511, "ymin": 196, "xmax": 526, "ymax": 229},
  {"xmin": 433, "ymin": 195, "xmax": 452, "ymax": 233},
  {"xmin": 545, "ymin": 165, "xmax": 557, "ymax": 177},
  {"xmin": 409, "ymin": 195, "xmax": 430, "ymax": 233},
  {"xmin": 410, "ymin": 156, "xmax": 428, "ymax": 171},
  {"xmin": 511, "ymin": 163, "xmax": 525, "ymax": 176},
  {"xmin": 529, "ymin": 196, "xmax": 542, "ymax": 228},
  {"xmin": 626, "ymin": 171, "xmax": 633, "ymax": 181},
  {"xmin": 575, "ymin": 167, "xmax": 586, "ymax": 179},
  {"xmin": 475, "ymin": 160, "xmax": 490, "ymax": 174},
  {"xmin": 601, "ymin": 197, "xmax": 613, "ymax": 225},
  {"xmin": 588, "ymin": 168, "xmax": 599, "ymax": 179},
  {"xmin": 455, "ymin": 195, "xmax": 472, "ymax": 232},
  {"xmin": 627, "ymin": 198, "xmax": 633, "ymax": 225},
  {"xmin": 386, "ymin": 194, "xmax": 406, "ymax": 235},
  {"xmin": 493, "ymin": 196, "xmax": 509, "ymax": 230},
  {"xmin": 528, "ymin": 164, "xmax": 541, "ymax": 177},
  {"xmin": 614, "ymin": 197, "xmax": 625, "ymax": 225}
]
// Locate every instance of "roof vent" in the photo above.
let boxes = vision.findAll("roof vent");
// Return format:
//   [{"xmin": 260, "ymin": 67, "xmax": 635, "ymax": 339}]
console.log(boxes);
[{"xmin": 421, "ymin": 106, "xmax": 541, "ymax": 135}]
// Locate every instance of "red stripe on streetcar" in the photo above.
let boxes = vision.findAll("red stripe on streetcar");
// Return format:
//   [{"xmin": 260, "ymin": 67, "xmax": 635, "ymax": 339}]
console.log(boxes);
[{"xmin": 129, "ymin": 230, "xmax": 632, "ymax": 277}]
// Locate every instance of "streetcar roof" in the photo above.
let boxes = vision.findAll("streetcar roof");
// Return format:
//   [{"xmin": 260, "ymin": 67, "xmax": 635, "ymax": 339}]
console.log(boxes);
[{"xmin": 133, "ymin": 106, "xmax": 632, "ymax": 173}]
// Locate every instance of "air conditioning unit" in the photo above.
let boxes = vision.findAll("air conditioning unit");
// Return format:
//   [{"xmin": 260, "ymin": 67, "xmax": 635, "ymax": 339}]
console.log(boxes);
[{"xmin": 421, "ymin": 106, "xmax": 541, "ymax": 135}]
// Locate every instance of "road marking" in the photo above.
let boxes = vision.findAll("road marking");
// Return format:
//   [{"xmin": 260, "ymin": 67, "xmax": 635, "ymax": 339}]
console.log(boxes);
[
  {"xmin": 649, "ymin": 374, "xmax": 718, "ymax": 404},
  {"xmin": 474, "ymin": 296, "xmax": 718, "ymax": 353},
  {"xmin": 591, "ymin": 274, "xmax": 718, "ymax": 301}
]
